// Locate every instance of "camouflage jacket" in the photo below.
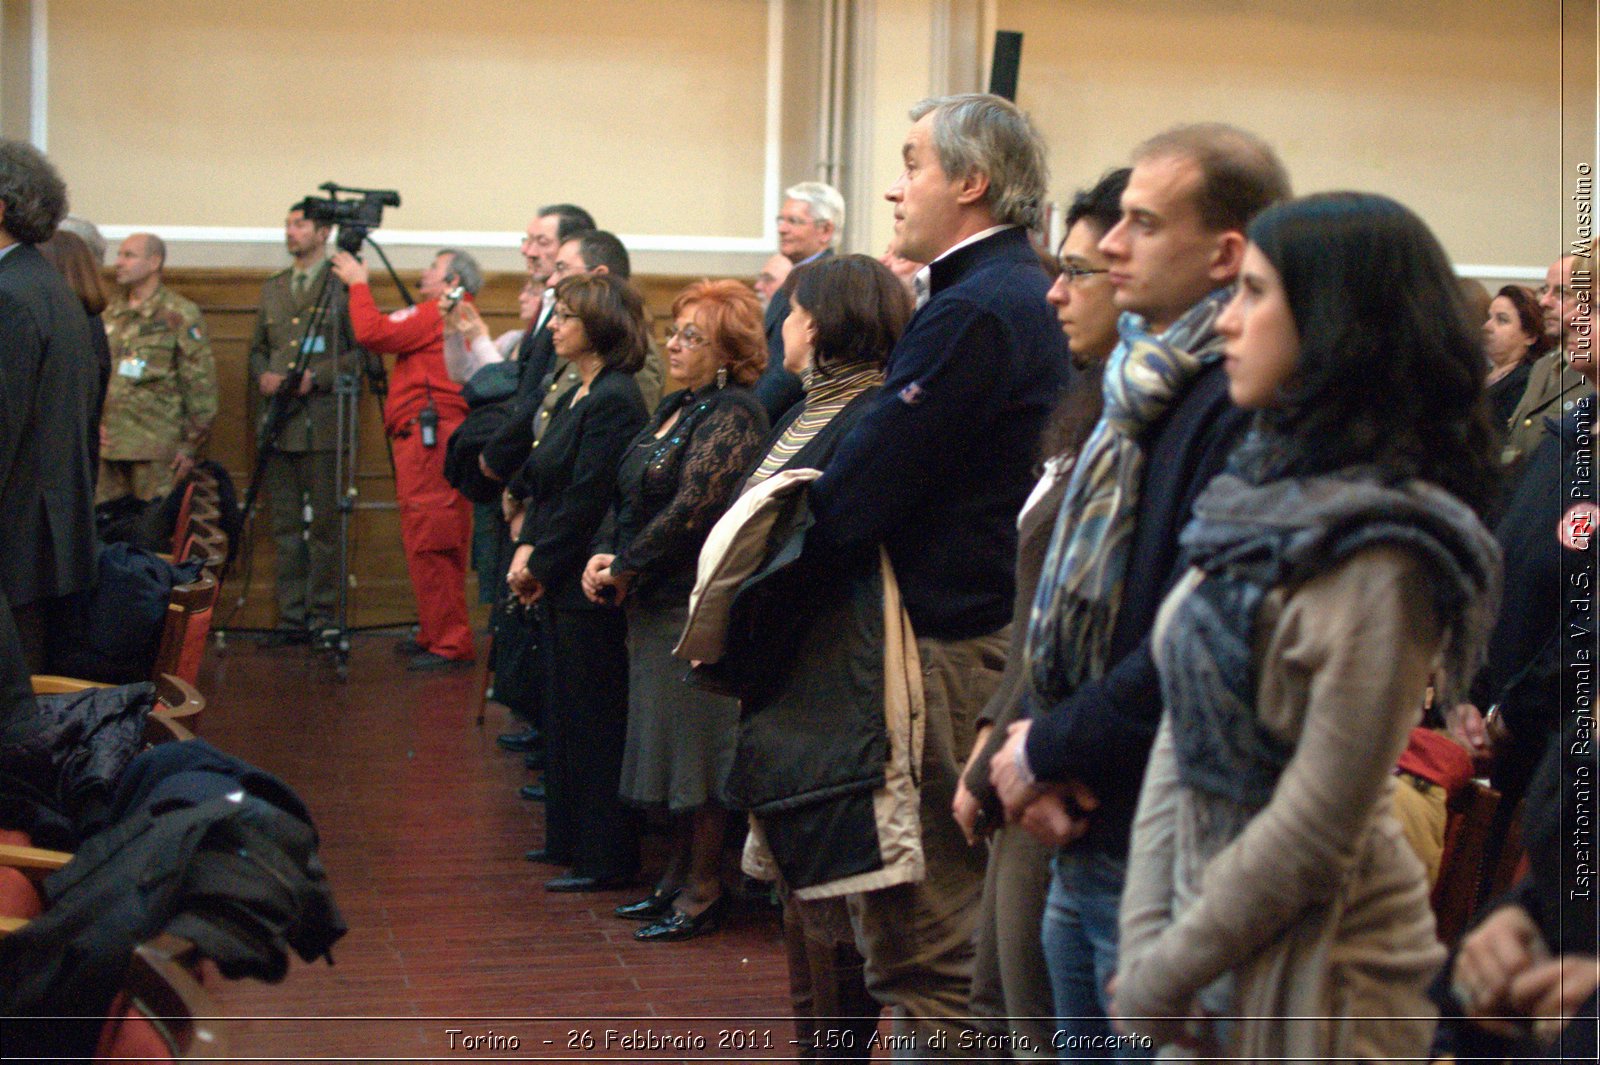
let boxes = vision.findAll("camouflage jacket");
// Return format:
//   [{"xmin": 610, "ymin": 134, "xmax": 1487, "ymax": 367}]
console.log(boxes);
[{"xmin": 102, "ymin": 283, "xmax": 217, "ymax": 461}]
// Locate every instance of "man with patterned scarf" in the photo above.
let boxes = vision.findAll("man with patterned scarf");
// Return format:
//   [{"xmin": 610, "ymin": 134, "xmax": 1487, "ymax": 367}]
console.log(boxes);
[{"xmin": 989, "ymin": 124, "xmax": 1289, "ymax": 1055}]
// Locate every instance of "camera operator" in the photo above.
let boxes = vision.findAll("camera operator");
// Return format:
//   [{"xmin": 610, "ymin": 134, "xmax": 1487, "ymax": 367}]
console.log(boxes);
[
  {"xmin": 331, "ymin": 247, "xmax": 478, "ymax": 671},
  {"xmin": 251, "ymin": 201, "xmax": 361, "ymax": 648}
]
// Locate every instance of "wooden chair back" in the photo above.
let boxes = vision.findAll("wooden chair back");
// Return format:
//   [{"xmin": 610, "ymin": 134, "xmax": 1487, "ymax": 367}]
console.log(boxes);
[{"xmin": 151, "ymin": 573, "xmax": 218, "ymax": 688}]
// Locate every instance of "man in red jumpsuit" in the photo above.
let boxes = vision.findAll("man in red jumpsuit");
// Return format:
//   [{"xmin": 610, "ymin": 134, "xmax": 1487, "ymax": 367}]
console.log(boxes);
[{"xmin": 331, "ymin": 248, "xmax": 478, "ymax": 670}]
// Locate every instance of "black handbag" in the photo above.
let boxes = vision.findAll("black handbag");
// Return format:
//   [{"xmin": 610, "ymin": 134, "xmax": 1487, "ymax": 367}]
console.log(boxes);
[{"xmin": 491, "ymin": 599, "xmax": 548, "ymax": 724}]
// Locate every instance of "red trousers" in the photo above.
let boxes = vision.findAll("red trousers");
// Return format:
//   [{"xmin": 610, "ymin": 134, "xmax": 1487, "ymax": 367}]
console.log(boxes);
[{"xmin": 390, "ymin": 421, "xmax": 474, "ymax": 661}]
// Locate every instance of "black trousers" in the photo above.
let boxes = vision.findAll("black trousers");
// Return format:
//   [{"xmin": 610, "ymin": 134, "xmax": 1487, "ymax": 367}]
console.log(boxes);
[{"xmin": 542, "ymin": 604, "xmax": 639, "ymax": 880}]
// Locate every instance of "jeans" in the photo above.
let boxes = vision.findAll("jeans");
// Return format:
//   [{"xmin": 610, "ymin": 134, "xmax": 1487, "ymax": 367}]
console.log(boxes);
[{"xmin": 1041, "ymin": 851, "xmax": 1151, "ymax": 1062}]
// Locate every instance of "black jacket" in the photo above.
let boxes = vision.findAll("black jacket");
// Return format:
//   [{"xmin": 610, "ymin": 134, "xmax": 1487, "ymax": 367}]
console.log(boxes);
[
  {"xmin": 1023, "ymin": 359, "xmax": 1251, "ymax": 858},
  {"xmin": 513, "ymin": 368, "xmax": 647, "ymax": 610},
  {"xmin": 0, "ymin": 740, "xmax": 345, "ymax": 1062},
  {"xmin": 808, "ymin": 227, "xmax": 1068, "ymax": 641},
  {"xmin": 1471, "ymin": 394, "xmax": 1596, "ymax": 802},
  {"xmin": 755, "ymin": 249, "xmax": 831, "ymax": 424},
  {"xmin": 479, "ymin": 322, "xmax": 557, "ymax": 480},
  {"xmin": 0, "ymin": 242, "xmax": 98, "ymax": 607}
]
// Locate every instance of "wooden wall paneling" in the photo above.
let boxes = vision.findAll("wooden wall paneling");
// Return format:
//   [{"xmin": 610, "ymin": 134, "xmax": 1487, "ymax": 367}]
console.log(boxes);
[{"xmin": 151, "ymin": 269, "xmax": 700, "ymax": 632}]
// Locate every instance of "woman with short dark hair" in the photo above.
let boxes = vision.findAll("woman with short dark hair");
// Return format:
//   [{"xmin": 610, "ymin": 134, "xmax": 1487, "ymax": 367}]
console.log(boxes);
[
  {"xmin": 506, "ymin": 272, "xmax": 650, "ymax": 892},
  {"xmin": 583, "ymin": 279, "xmax": 769, "ymax": 939},
  {"xmin": 1111, "ymin": 193, "xmax": 1500, "ymax": 1060},
  {"xmin": 745, "ymin": 254, "xmax": 911, "ymax": 486},
  {"xmin": 728, "ymin": 253, "xmax": 910, "ymax": 1050},
  {"xmin": 1482, "ymin": 284, "xmax": 1545, "ymax": 427}
]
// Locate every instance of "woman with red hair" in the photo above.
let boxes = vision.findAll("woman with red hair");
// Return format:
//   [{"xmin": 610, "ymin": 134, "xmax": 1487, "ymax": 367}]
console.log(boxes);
[{"xmin": 584, "ymin": 279, "xmax": 769, "ymax": 940}]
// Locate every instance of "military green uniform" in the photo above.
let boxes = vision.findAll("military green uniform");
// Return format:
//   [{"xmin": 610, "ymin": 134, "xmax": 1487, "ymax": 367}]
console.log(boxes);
[
  {"xmin": 99, "ymin": 283, "xmax": 218, "ymax": 503},
  {"xmin": 1501, "ymin": 348, "xmax": 1594, "ymax": 468},
  {"xmin": 247, "ymin": 258, "xmax": 358, "ymax": 634}
]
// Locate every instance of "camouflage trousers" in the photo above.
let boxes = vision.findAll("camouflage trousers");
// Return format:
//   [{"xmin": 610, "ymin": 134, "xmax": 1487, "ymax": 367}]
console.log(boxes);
[{"xmin": 97, "ymin": 458, "xmax": 173, "ymax": 504}]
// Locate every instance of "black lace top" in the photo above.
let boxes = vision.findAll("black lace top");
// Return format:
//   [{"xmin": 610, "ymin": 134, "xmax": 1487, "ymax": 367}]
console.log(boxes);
[{"xmin": 610, "ymin": 383, "xmax": 768, "ymax": 604}]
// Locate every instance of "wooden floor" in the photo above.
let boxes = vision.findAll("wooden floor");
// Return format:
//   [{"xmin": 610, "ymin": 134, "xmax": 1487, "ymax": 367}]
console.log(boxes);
[{"xmin": 197, "ymin": 632, "xmax": 808, "ymax": 1064}]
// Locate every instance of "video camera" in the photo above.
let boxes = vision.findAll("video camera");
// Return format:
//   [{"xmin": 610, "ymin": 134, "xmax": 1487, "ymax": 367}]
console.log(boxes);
[{"xmin": 297, "ymin": 182, "xmax": 401, "ymax": 255}]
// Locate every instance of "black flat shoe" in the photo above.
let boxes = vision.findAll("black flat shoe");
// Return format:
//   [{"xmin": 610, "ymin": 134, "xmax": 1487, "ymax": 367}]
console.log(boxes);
[
  {"xmin": 614, "ymin": 887, "xmax": 681, "ymax": 921},
  {"xmin": 634, "ymin": 894, "xmax": 727, "ymax": 941},
  {"xmin": 519, "ymin": 783, "xmax": 547, "ymax": 802},
  {"xmin": 497, "ymin": 728, "xmax": 541, "ymax": 752},
  {"xmin": 545, "ymin": 873, "xmax": 634, "ymax": 893}
]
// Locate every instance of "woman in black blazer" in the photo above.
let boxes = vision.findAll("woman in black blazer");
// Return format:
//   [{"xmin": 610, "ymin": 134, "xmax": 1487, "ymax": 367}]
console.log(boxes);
[{"xmin": 507, "ymin": 273, "xmax": 649, "ymax": 891}]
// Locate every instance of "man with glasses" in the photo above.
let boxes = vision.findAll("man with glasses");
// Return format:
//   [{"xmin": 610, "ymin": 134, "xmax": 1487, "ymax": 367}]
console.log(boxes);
[
  {"xmin": 1502, "ymin": 254, "xmax": 1594, "ymax": 468},
  {"xmin": 759, "ymin": 181, "xmax": 844, "ymax": 422}
]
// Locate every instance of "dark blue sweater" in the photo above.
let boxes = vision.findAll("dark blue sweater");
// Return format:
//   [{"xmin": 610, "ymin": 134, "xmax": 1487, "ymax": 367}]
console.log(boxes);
[
  {"xmin": 1024, "ymin": 357, "xmax": 1250, "ymax": 858},
  {"xmin": 808, "ymin": 227, "xmax": 1068, "ymax": 640}
]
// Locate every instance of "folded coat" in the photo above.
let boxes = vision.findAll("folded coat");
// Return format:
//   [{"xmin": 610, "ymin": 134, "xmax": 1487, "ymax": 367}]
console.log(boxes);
[{"xmin": 680, "ymin": 472, "xmax": 926, "ymax": 900}]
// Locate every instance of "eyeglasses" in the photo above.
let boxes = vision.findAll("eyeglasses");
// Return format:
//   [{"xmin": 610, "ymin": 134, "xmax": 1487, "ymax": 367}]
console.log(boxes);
[
  {"xmin": 665, "ymin": 325, "xmax": 709, "ymax": 348},
  {"xmin": 548, "ymin": 309, "xmax": 575, "ymax": 325},
  {"xmin": 1060, "ymin": 265, "xmax": 1110, "ymax": 285},
  {"xmin": 776, "ymin": 214, "xmax": 818, "ymax": 228}
]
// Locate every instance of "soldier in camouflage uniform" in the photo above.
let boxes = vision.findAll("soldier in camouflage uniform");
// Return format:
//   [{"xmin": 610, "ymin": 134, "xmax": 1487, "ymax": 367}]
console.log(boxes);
[
  {"xmin": 99, "ymin": 232, "xmax": 217, "ymax": 502},
  {"xmin": 249, "ymin": 203, "xmax": 359, "ymax": 644}
]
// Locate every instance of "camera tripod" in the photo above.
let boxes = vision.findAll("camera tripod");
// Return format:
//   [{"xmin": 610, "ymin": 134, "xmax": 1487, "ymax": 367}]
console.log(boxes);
[{"xmin": 230, "ymin": 246, "xmax": 398, "ymax": 679}]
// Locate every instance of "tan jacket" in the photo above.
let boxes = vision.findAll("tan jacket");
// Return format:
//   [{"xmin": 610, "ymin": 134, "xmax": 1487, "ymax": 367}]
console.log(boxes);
[{"xmin": 1119, "ymin": 547, "xmax": 1446, "ymax": 1060}]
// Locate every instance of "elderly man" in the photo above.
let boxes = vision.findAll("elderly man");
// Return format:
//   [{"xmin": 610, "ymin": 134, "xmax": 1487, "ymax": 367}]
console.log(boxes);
[
  {"xmin": 753, "ymin": 251, "xmax": 792, "ymax": 309},
  {"xmin": 804, "ymin": 94, "xmax": 1068, "ymax": 1054},
  {"xmin": 99, "ymin": 232, "xmax": 217, "ymax": 504},
  {"xmin": 0, "ymin": 138, "xmax": 97, "ymax": 669},
  {"xmin": 332, "ymin": 246, "xmax": 482, "ymax": 671},
  {"xmin": 249, "ymin": 201, "xmax": 362, "ymax": 647},
  {"xmin": 990, "ymin": 124, "xmax": 1288, "ymax": 1055},
  {"xmin": 759, "ymin": 181, "xmax": 844, "ymax": 422},
  {"xmin": 1501, "ymin": 253, "xmax": 1594, "ymax": 468}
]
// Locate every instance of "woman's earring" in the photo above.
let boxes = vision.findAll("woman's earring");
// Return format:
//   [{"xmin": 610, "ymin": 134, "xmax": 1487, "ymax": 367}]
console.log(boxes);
[{"xmin": 716, "ymin": 365, "xmax": 728, "ymax": 389}]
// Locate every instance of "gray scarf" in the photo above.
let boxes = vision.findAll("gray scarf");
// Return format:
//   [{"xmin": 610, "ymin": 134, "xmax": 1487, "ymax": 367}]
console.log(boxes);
[{"xmin": 1160, "ymin": 437, "xmax": 1502, "ymax": 807}]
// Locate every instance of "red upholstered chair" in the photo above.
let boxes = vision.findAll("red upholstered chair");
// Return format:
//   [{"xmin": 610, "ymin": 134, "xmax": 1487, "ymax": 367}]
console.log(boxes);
[
  {"xmin": 168, "ymin": 480, "xmax": 198, "ymax": 559},
  {"xmin": 151, "ymin": 572, "xmax": 218, "ymax": 689},
  {"xmin": 0, "ymin": 851, "xmax": 222, "ymax": 1063},
  {"xmin": 92, "ymin": 935, "xmax": 226, "ymax": 1062},
  {"xmin": 0, "ymin": 713, "xmax": 216, "ymax": 1062}
]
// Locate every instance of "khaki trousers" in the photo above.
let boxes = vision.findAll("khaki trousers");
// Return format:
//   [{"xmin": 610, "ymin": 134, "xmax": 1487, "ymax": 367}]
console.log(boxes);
[{"xmin": 847, "ymin": 629, "xmax": 1007, "ymax": 1060}]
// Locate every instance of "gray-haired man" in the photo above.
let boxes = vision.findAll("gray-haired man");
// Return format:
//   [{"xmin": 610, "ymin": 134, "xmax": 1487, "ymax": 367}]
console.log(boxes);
[{"xmin": 759, "ymin": 181, "xmax": 845, "ymax": 422}]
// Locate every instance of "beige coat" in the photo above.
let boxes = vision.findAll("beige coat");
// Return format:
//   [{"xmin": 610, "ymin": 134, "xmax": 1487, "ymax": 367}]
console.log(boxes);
[{"xmin": 1118, "ymin": 545, "xmax": 1446, "ymax": 1062}]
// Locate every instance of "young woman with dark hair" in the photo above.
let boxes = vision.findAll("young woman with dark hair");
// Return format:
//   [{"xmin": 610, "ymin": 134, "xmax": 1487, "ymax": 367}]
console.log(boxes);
[
  {"xmin": 1482, "ymin": 283, "xmax": 1545, "ymax": 427},
  {"xmin": 1110, "ymin": 192, "xmax": 1501, "ymax": 1060}
]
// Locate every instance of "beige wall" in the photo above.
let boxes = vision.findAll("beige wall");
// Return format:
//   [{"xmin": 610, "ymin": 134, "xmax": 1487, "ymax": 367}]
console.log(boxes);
[
  {"xmin": 43, "ymin": 0, "xmax": 773, "ymax": 270},
  {"xmin": 996, "ymin": 0, "xmax": 1568, "ymax": 278}
]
